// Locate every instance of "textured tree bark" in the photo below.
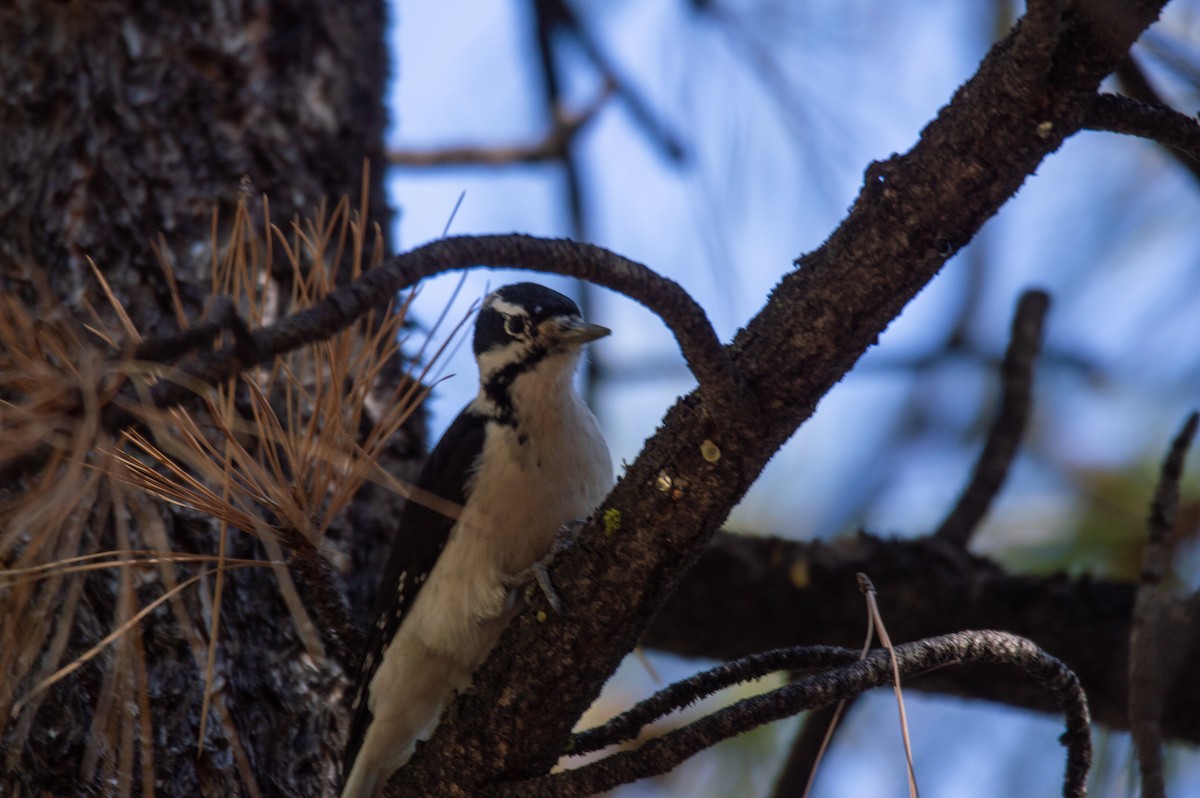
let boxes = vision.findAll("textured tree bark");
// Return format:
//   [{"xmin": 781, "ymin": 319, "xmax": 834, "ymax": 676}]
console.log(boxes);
[{"xmin": 0, "ymin": 2, "xmax": 406, "ymax": 796}]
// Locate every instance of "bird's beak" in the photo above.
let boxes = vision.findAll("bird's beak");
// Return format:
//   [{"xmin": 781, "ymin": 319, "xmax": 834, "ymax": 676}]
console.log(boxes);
[{"xmin": 552, "ymin": 318, "xmax": 611, "ymax": 345}]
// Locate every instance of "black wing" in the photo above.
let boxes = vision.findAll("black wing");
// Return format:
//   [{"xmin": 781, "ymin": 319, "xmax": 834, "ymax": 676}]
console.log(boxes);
[{"xmin": 342, "ymin": 406, "xmax": 488, "ymax": 777}]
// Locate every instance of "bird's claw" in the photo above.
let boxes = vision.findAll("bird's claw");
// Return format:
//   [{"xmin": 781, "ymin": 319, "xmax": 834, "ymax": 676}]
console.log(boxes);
[{"xmin": 506, "ymin": 519, "xmax": 586, "ymax": 615}]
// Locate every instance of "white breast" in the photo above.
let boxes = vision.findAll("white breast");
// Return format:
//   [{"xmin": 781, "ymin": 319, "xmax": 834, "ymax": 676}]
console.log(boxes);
[{"xmin": 390, "ymin": 356, "xmax": 611, "ymax": 670}]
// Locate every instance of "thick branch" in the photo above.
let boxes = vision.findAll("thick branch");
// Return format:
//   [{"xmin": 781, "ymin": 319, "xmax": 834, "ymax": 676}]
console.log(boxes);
[
  {"xmin": 1004, "ymin": 0, "xmax": 1062, "ymax": 99},
  {"xmin": 644, "ymin": 530, "xmax": 1200, "ymax": 745}
]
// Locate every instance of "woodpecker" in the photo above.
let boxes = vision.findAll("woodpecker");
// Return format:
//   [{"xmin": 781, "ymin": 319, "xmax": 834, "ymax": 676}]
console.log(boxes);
[{"xmin": 341, "ymin": 282, "xmax": 613, "ymax": 798}]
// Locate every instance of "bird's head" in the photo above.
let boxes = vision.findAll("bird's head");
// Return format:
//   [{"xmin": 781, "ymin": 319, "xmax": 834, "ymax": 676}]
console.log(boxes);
[{"xmin": 473, "ymin": 282, "xmax": 609, "ymax": 392}]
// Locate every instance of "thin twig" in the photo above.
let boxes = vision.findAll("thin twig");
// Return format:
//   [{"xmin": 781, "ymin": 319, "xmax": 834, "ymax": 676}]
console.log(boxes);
[
  {"xmin": 785, "ymin": 578, "xmax": 876, "ymax": 798},
  {"xmin": 770, "ymin": 704, "xmax": 841, "ymax": 798},
  {"xmin": 935, "ymin": 290, "xmax": 1049, "ymax": 546},
  {"xmin": 500, "ymin": 630, "xmax": 1090, "ymax": 798},
  {"xmin": 1129, "ymin": 411, "xmax": 1198, "ymax": 798},
  {"xmin": 388, "ymin": 84, "xmax": 612, "ymax": 167}
]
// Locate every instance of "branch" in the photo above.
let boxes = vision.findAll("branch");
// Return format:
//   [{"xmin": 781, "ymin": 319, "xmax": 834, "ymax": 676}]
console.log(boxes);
[
  {"xmin": 284, "ymin": 530, "xmax": 362, "ymax": 675},
  {"xmin": 770, "ymin": 703, "xmax": 840, "ymax": 798},
  {"xmin": 497, "ymin": 631, "xmax": 1090, "ymax": 798},
  {"xmin": 644, "ymin": 530, "xmax": 1200, "ymax": 745},
  {"xmin": 533, "ymin": 0, "xmax": 685, "ymax": 164},
  {"xmin": 132, "ymin": 297, "xmax": 254, "ymax": 365},
  {"xmin": 935, "ymin": 290, "xmax": 1049, "ymax": 545},
  {"xmin": 387, "ymin": 85, "xmax": 612, "ymax": 167},
  {"xmin": 1129, "ymin": 412, "xmax": 1198, "ymax": 798},
  {"xmin": 1111, "ymin": 54, "xmax": 1200, "ymax": 184},
  {"xmin": 1084, "ymin": 93, "xmax": 1200, "ymax": 180},
  {"xmin": 128, "ymin": 235, "xmax": 741, "ymax": 419},
  {"xmin": 1003, "ymin": 0, "xmax": 1063, "ymax": 99},
  {"xmin": 569, "ymin": 647, "xmax": 856, "ymax": 758}
]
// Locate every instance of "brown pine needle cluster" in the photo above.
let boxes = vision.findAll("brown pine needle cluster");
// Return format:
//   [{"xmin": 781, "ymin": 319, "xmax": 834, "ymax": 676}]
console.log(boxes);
[{"xmin": 1, "ymin": 183, "xmax": 451, "ymax": 796}]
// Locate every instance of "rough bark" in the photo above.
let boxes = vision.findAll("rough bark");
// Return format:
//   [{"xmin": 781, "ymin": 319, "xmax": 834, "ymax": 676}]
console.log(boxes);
[{"xmin": 0, "ymin": 2, "xmax": 406, "ymax": 796}]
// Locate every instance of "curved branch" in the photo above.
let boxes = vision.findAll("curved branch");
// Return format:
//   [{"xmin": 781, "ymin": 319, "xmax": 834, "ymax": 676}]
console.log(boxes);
[
  {"xmin": 569, "ymin": 646, "xmax": 861, "ymax": 756},
  {"xmin": 497, "ymin": 631, "xmax": 1091, "ymax": 798},
  {"xmin": 137, "ymin": 235, "xmax": 741, "ymax": 419},
  {"xmin": 1084, "ymin": 93, "xmax": 1200, "ymax": 173},
  {"xmin": 131, "ymin": 297, "xmax": 250, "ymax": 364}
]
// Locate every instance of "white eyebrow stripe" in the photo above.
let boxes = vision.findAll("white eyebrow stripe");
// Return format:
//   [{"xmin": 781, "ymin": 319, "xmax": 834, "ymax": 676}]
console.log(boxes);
[{"xmin": 489, "ymin": 298, "xmax": 529, "ymax": 317}]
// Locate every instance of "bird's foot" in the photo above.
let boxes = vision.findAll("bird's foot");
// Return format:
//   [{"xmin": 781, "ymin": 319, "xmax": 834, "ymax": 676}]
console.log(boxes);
[{"xmin": 506, "ymin": 519, "xmax": 586, "ymax": 615}]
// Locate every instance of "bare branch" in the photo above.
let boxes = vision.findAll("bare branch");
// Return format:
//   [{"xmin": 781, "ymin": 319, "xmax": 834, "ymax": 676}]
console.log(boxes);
[
  {"xmin": 770, "ymin": 703, "xmax": 841, "ymax": 798},
  {"xmin": 570, "ymin": 645, "xmax": 860, "ymax": 757},
  {"xmin": 1143, "ymin": 412, "xmax": 1196, "ymax": 586},
  {"xmin": 131, "ymin": 297, "xmax": 253, "ymax": 364},
  {"xmin": 1084, "ymin": 93, "xmax": 1200, "ymax": 181},
  {"xmin": 1110, "ymin": 55, "xmax": 1200, "ymax": 184},
  {"xmin": 127, "ymin": 234, "xmax": 742, "ymax": 424},
  {"xmin": 1004, "ymin": 0, "xmax": 1063, "ymax": 99},
  {"xmin": 387, "ymin": 85, "xmax": 612, "ymax": 168},
  {"xmin": 934, "ymin": 290, "xmax": 1049, "ymax": 546},
  {"xmin": 645, "ymin": 531, "xmax": 1200, "ymax": 745},
  {"xmin": 1129, "ymin": 412, "xmax": 1198, "ymax": 798},
  {"xmin": 496, "ymin": 631, "xmax": 1091, "ymax": 798},
  {"xmin": 532, "ymin": 0, "xmax": 685, "ymax": 164}
]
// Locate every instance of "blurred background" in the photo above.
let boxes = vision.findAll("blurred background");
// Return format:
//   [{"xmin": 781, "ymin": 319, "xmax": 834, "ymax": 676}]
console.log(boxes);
[{"xmin": 382, "ymin": 1, "xmax": 1200, "ymax": 795}]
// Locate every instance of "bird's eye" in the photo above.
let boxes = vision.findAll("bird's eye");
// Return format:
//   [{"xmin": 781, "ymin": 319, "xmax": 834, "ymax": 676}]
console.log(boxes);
[{"xmin": 504, "ymin": 315, "xmax": 527, "ymax": 337}]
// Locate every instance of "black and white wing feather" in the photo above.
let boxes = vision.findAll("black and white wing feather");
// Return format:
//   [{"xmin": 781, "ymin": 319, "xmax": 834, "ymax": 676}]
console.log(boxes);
[{"xmin": 342, "ymin": 406, "xmax": 487, "ymax": 778}]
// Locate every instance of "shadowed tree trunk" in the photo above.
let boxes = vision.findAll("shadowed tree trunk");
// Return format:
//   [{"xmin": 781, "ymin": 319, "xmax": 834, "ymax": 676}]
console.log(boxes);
[{"xmin": 0, "ymin": 3, "xmax": 409, "ymax": 796}]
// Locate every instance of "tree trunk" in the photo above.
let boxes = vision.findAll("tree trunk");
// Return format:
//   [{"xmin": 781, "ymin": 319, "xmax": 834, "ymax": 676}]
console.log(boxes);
[{"xmin": 0, "ymin": 3, "xmax": 406, "ymax": 796}]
